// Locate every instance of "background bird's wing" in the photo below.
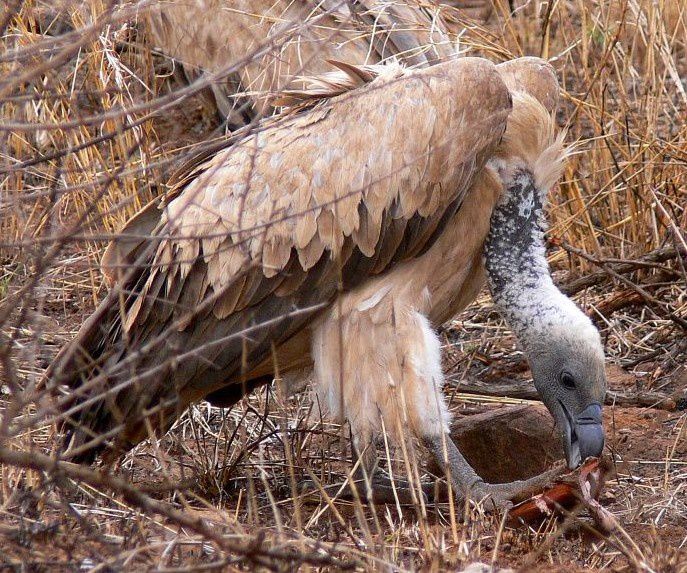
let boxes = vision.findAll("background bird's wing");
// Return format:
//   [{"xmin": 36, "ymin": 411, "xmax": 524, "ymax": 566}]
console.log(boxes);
[
  {"xmin": 340, "ymin": 0, "xmax": 455, "ymax": 66},
  {"xmin": 53, "ymin": 58, "xmax": 511, "ymax": 458},
  {"xmin": 146, "ymin": 0, "xmax": 454, "ymax": 121}
]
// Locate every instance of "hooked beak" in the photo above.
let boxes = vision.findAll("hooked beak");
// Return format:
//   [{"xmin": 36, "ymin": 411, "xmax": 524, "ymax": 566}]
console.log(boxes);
[{"xmin": 558, "ymin": 401, "xmax": 605, "ymax": 469}]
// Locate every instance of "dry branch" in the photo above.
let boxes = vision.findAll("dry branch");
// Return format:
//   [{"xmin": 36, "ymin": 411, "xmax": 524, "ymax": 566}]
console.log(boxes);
[
  {"xmin": 561, "ymin": 242, "xmax": 687, "ymax": 331},
  {"xmin": 0, "ymin": 446, "xmax": 357, "ymax": 570},
  {"xmin": 560, "ymin": 246, "xmax": 683, "ymax": 296},
  {"xmin": 447, "ymin": 375, "xmax": 677, "ymax": 411}
]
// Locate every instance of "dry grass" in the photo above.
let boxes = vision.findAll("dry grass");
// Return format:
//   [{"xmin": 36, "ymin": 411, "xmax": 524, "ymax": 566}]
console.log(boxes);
[{"xmin": 0, "ymin": 0, "xmax": 686, "ymax": 571}]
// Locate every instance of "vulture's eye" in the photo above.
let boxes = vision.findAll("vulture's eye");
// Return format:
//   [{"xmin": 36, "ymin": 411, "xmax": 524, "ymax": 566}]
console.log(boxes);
[{"xmin": 560, "ymin": 371, "xmax": 576, "ymax": 390}]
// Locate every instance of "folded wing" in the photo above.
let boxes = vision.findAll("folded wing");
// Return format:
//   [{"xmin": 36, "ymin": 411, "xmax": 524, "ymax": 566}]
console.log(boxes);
[{"xmin": 50, "ymin": 57, "xmax": 511, "ymax": 459}]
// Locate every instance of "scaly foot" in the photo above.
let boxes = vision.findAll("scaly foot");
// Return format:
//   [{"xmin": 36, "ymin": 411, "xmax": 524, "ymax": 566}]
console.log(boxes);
[{"xmin": 468, "ymin": 463, "xmax": 567, "ymax": 511}]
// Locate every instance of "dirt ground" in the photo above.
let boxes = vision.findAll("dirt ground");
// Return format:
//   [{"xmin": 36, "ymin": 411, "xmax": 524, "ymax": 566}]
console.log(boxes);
[
  {"xmin": 1, "ymin": 337, "xmax": 685, "ymax": 571},
  {"xmin": 2, "ymin": 0, "xmax": 687, "ymax": 571}
]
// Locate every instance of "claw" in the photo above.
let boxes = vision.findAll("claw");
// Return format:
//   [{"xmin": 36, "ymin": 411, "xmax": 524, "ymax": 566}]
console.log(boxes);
[
  {"xmin": 468, "ymin": 483, "xmax": 515, "ymax": 512},
  {"xmin": 465, "ymin": 465, "xmax": 567, "ymax": 513}
]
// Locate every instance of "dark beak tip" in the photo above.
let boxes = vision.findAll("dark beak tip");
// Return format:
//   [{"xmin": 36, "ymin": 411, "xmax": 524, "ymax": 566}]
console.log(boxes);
[
  {"xmin": 575, "ymin": 402, "xmax": 605, "ymax": 460},
  {"xmin": 559, "ymin": 401, "xmax": 605, "ymax": 468},
  {"xmin": 576, "ymin": 423, "xmax": 605, "ymax": 460}
]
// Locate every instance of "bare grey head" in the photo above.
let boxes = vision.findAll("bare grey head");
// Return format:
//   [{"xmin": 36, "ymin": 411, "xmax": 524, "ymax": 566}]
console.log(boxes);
[{"xmin": 522, "ymin": 315, "xmax": 606, "ymax": 468}]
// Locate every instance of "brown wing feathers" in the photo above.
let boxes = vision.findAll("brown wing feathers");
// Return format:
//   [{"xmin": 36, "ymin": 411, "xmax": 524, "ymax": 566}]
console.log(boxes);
[{"xmin": 51, "ymin": 58, "xmax": 512, "ymax": 460}]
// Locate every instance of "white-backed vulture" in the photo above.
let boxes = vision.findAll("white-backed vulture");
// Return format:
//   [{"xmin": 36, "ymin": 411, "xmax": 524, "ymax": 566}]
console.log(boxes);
[
  {"xmin": 145, "ymin": 0, "xmax": 455, "ymax": 125},
  {"xmin": 49, "ymin": 55, "xmax": 606, "ymax": 508}
]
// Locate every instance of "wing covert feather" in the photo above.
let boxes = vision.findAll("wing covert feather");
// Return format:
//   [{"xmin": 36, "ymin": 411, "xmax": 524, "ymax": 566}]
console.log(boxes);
[{"xmin": 143, "ymin": 57, "xmax": 510, "ymax": 322}]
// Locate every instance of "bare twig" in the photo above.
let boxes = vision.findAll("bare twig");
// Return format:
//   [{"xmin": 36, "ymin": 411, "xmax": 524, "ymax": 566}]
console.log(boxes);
[
  {"xmin": 561, "ymin": 242, "xmax": 687, "ymax": 330},
  {"xmin": 447, "ymin": 375, "xmax": 676, "ymax": 411},
  {"xmin": 0, "ymin": 447, "xmax": 357, "ymax": 570}
]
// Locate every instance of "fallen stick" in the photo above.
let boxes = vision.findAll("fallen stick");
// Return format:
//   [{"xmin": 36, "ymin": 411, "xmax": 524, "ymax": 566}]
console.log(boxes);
[
  {"xmin": 447, "ymin": 375, "xmax": 677, "ymax": 411},
  {"xmin": 560, "ymin": 242, "xmax": 687, "ymax": 330},
  {"xmin": 559, "ymin": 245, "xmax": 680, "ymax": 296}
]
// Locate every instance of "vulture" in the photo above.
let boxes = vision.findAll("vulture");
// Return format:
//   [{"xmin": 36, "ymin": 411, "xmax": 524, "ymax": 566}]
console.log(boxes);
[
  {"xmin": 48, "ymin": 54, "xmax": 607, "ymax": 508},
  {"xmin": 145, "ymin": 0, "xmax": 455, "ymax": 126}
]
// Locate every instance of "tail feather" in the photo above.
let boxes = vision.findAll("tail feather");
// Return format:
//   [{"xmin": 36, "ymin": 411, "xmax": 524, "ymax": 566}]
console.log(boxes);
[{"xmin": 47, "ymin": 292, "xmax": 132, "ymax": 462}]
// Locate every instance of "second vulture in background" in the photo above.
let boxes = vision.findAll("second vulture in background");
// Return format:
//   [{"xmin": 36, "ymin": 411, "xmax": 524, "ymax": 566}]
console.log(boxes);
[{"xmin": 146, "ymin": 0, "xmax": 456, "ymax": 126}]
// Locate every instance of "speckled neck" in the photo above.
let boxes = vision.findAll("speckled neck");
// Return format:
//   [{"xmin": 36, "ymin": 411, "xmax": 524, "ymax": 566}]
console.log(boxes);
[{"xmin": 484, "ymin": 168, "xmax": 587, "ymax": 349}]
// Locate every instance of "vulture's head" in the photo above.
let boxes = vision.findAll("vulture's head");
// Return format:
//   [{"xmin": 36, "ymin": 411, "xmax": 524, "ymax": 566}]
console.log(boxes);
[{"xmin": 525, "ymin": 316, "xmax": 606, "ymax": 469}]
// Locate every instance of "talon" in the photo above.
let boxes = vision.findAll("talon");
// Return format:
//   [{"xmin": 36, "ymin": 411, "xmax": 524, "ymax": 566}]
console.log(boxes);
[{"xmin": 468, "ymin": 484, "xmax": 514, "ymax": 512}]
